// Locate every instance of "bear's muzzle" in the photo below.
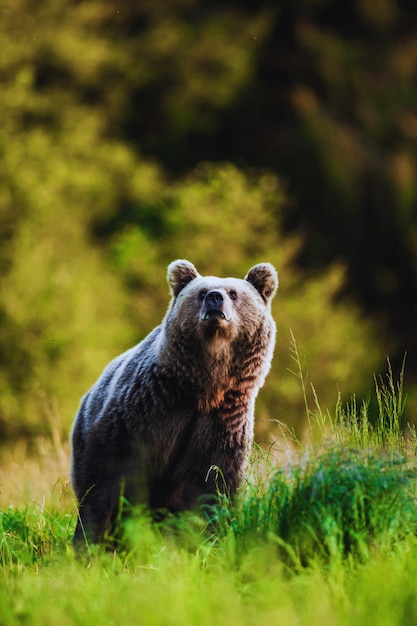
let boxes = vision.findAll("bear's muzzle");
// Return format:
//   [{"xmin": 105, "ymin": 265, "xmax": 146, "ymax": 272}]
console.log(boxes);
[{"xmin": 201, "ymin": 290, "xmax": 231, "ymax": 322}]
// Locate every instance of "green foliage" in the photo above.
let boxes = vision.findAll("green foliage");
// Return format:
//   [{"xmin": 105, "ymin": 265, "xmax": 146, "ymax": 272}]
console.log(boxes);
[
  {"xmin": 221, "ymin": 451, "xmax": 417, "ymax": 566},
  {"xmin": 0, "ymin": 147, "xmax": 384, "ymax": 437},
  {"xmin": 1, "ymin": 0, "xmax": 416, "ymax": 442},
  {"xmin": 0, "ymin": 505, "xmax": 72, "ymax": 569},
  {"xmin": 2, "ymin": 374, "xmax": 417, "ymax": 626}
]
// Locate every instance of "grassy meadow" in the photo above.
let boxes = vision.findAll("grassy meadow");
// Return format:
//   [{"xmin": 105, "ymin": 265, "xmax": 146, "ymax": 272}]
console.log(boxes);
[{"xmin": 1, "ymin": 361, "xmax": 417, "ymax": 626}]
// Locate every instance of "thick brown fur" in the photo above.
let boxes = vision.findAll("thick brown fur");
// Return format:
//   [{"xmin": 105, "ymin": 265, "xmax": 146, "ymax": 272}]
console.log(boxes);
[{"xmin": 71, "ymin": 260, "xmax": 278, "ymax": 545}]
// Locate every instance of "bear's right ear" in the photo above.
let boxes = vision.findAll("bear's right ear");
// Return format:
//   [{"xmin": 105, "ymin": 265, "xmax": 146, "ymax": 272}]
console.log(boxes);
[{"xmin": 168, "ymin": 260, "xmax": 199, "ymax": 296}]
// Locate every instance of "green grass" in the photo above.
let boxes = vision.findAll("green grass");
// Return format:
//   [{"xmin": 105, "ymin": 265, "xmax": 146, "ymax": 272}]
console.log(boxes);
[{"xmin": 2, "ymin": 364, "xmax": 417, "ymax": 626}]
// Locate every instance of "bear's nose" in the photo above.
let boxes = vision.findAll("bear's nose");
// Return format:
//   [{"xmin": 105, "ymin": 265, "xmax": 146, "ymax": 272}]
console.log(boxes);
[{"xmin": 205, "ymin": 290, "xmax": 224, "ymax": 306}]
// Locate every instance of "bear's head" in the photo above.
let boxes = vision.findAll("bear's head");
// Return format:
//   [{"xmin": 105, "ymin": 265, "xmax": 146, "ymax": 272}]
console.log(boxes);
[
  {"xmin": 165, "ymin": 259, "xmax": 278, "ymax": 343},
  {"xmin": 162, "ymin": 259, "xmax": 278, "ymax": 397}
]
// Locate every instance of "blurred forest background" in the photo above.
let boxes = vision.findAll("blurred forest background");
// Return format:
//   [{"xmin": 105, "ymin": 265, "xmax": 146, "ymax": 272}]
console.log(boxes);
[{"xmin": 1, "ymin": 0, "xmax": 417, "ymax": 451}]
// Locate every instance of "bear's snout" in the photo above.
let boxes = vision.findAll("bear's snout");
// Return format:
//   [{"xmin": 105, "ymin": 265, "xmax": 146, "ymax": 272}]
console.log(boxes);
[
  {"xmin": 201, "ymin": 290, "xmax": 230, "ymax": 322},
  {"xmin": 205, "ymin": 290, "xmax": 224, "ymax": 307}
]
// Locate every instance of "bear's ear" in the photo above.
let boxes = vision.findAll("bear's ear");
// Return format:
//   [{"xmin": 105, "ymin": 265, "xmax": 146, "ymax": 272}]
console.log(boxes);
[
  {"xmin": 245, "ymin": 263, "xmax": 278, "ymax": 304},
  {"xmin": 168, "ymin": 259, "xmax": 199, "ymax": 296}
]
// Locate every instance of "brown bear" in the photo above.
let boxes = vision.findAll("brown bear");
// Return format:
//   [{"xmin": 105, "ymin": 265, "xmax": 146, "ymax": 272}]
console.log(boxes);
[{"xmin": 71, "ymin": 259, "xmax": 278, "ymax": 545}]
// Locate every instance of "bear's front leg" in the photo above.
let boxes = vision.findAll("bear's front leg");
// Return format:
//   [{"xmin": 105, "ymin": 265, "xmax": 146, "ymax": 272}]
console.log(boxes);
[
  {"xmin": 73, "ymin": 473, "xmax": 125, "ymax": 547},
  {"xmin": 71, "ymin": 422, "xmax": 133, "ymax": 547}
]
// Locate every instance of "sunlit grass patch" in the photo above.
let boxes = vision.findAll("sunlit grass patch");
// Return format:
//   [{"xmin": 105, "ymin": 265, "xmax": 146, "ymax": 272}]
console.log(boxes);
[
  {"xmin": 0, "ymin": 429, "xmax": 72, "ymax": 512},
  {"xmin": 0, "ymin": 504, "xmax": 74, "ymax": 570},
  {"xmin": 218, "ymin": 449, "xmax": 417, "ymax": 567}
]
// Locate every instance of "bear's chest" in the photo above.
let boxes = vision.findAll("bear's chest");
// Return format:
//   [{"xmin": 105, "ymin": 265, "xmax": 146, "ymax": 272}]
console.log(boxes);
[{"xmin": 148, "ymin": 400, "xmax": 249, "ymax": 473}]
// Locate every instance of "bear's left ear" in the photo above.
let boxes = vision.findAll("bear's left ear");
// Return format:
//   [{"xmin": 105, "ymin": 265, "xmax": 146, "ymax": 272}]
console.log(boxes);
[
  {"xmin": 245, "ymin": 263, "xmax": 278, "ymax": 304},
  {"xmin": 168, "ymin": 259, "xmax": 200, "ymax": 296}
]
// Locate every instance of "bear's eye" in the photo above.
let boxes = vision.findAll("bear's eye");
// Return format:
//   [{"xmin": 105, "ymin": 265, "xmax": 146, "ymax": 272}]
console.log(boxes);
[
  {"xmin": 229, "ymin": 290, "xmax": 238, "ymax": 300},
  {"xmin": 198, "ymin": 289, "xmax": 208, "ymax": 300}
]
